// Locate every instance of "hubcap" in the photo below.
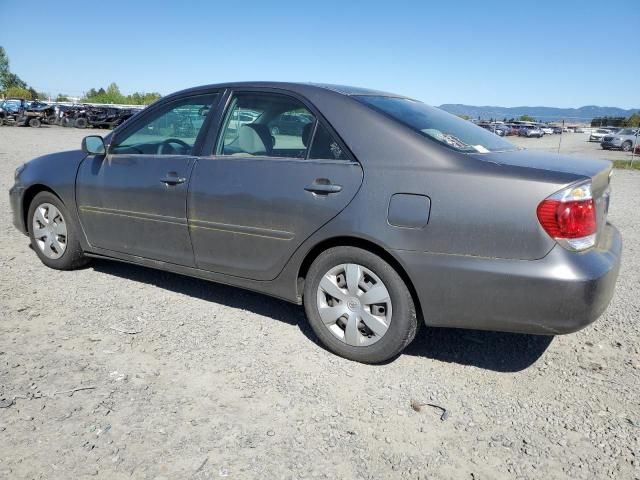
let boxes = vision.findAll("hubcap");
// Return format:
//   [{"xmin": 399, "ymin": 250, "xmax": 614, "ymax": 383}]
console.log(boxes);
[
  {"xmin": 32, "ymin": 203, "xmax": 67, "ymax": 259},
  {"xmin": 316, "ymin": 263, "xmax": 392, "ymax": 347}
]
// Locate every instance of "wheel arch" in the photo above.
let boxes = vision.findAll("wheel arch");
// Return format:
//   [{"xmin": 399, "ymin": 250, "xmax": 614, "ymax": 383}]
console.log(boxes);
[
  {"xmin": 22, "ymin": 184, "xmax": 62, "ymax": 233},
  {"xmin": 296, "ymin": 236, "xmax": 422, "ymax": 321}
]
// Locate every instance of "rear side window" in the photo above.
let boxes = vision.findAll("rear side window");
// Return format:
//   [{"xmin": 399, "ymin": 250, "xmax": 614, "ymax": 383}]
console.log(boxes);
[
  {"xmin": 217, "ymin": 92, "xmax": 349, "ymax": 161},
  {"xmin": 309, "ymin": 122, "xmax": 348, "ymax": 160},
  {"xmin": 217, "ymin": 93, "xmax": 314, "ymax": 159}
]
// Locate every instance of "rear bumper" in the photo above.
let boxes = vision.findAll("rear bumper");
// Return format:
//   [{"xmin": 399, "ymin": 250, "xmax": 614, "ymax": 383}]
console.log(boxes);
[{"xmin": 393, "ymin": 224, "xmax": 622, "ymax": 335}]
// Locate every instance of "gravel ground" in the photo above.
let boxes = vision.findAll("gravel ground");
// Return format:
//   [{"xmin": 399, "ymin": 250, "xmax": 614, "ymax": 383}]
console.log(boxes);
[
  {"xmin": 510, "ymin": 132, "xmax": 637, "ymax": 162},
  {"xmin": 1, "ymin": 126, "xmax": 639, "ymax": 480}
]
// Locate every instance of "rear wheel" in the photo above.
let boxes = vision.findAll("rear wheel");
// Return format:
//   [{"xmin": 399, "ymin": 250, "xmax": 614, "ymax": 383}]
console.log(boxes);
[
  {"xmin": 27, "ymin": 192, "xmax": 89, "ymax": 270},
  {"xmin": 622, "ymin": 141, "xmax": 632, "ymax": 152},
  {"xmin": 28, "ymin": 118, "xmax": 41, "ymax": 128},
  {"xmin": 303, "ymin": 246, "xmax": 418, "ymax": 363},
  {"xmin": 75, "ymin": 117, "xmax": 88, "ymax": 129}
]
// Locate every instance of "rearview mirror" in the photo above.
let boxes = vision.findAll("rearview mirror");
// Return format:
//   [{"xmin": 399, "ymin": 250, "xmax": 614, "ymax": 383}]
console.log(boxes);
[{"xmin": 81, "ymin": 135, "xmax": 106, "ymax": 155}]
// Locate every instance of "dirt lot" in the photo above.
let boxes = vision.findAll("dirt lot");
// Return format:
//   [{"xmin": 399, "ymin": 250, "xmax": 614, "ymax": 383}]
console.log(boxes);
[
  {"xmin": 1, "ymin": 126, "xmax": 639, "ymax": 480},
  {"xmin": 510, "ymin": 131, "xmax": 637, "ymax": 162}
]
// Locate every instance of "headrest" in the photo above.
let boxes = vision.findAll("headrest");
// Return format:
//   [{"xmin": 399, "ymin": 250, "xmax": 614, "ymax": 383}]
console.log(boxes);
[{"xmin": 238, "ymin": 124, "xmax": 273, "ymax": 155}]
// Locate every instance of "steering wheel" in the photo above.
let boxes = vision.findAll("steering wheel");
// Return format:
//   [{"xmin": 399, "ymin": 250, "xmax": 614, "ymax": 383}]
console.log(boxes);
[{"xmin": 158, "ymin": 138, "xmax": 191, "ymax": 155}]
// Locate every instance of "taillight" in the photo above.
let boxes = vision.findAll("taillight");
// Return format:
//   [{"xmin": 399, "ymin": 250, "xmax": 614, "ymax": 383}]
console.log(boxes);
[{"xmin": 537, "ymin": 181, "xmax": 597, "ymax": 251}]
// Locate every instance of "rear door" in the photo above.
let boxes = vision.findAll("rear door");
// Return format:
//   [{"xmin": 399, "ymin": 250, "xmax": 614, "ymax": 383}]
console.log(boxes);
[
  {"xmin": 188, "ymin": 90, "xmax": 363, "ymax": 280},
  {"xmin": 76, "ymin": 92, "xmax": 219, "ymax": 265}
]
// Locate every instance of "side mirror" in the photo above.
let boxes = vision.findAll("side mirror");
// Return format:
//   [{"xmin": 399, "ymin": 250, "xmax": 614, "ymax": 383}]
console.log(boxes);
[{"xmin": 81, "ymin": 135, "xmax": 106, "ymax": 155}]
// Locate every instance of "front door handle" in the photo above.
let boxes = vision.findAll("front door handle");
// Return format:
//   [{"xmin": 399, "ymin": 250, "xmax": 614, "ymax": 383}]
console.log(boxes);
[
  {"xmin": 160, "ymin": 172, "xmax": 186, "ymax": 186},
  {"xmin": 305, "ymin": 179, "xmax": 343, "ymax": 195}
]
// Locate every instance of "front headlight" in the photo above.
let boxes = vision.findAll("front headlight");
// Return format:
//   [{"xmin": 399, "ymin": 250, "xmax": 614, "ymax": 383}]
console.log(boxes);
[{"xmin": 14, "ymin": 163, "xmax": 26, "ymax": 180}]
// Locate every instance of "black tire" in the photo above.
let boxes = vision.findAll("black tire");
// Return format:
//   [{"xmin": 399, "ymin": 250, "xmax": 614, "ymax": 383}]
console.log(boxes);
[
  {"xmin": 271, "ymin": 126, "xmax": 279, "ymax": 135},
  {"xmin": 28, "ymin": 118, "xmax": 41, "ymax": 128},
  {"xmin": 27, "ymin": 191, "xmax": 89, "ymax": 270},
  {"xmin": 303, "ymin": 246, "xmax": 418, "ymax": 364},
  {"xmin": 622, "ymin": 141, "xmax": 632, "ymax": 152},
  {"xmin": 75, "ymin": 117, "xmax": 88, "ymax": 129},
  {"xmin": 61, "ymin": 118, "xmax": 72, "ymax": 128}
]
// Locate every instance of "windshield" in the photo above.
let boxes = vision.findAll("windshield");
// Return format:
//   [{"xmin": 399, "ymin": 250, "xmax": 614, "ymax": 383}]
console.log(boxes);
[{"xmin": 356, "ymin": 96, "xmax": 517, "ymax": 153}]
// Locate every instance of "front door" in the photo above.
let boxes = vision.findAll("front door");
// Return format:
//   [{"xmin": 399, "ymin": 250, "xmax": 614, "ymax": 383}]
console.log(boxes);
[
  {"xmin": 188, "ymin": 91, "xmax": 363, "ymax": 280},
  {"xmin": 76, "ymin": 93, "xmax": 219, "ymax": 265}
]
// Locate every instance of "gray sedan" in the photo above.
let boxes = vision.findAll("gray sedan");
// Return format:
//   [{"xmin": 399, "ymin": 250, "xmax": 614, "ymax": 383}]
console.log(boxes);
[{"xmin": 9, "ymin": 82, "xmax": 621, "ymax": 363}]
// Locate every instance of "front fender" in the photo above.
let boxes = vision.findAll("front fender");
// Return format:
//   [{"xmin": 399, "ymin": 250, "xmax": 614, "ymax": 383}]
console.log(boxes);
[{"xmin": 11, "ymin": 149, "xmax": 88, "ymax": 235}]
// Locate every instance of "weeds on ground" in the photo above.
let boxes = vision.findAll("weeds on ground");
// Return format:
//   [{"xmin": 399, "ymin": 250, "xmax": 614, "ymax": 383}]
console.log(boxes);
[{"xmin": 612, "ymin": 160, "xmax": 640, "ymax": 170}]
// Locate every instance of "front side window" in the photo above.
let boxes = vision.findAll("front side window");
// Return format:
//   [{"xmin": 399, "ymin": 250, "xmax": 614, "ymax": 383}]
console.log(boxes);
[
  {"xmin": 356, "ymin": 95, "xmax": 517, "ymax": 153},
  {"xmin": 112, "ymin": 94, "xmax": 217, "ymax": 155}
]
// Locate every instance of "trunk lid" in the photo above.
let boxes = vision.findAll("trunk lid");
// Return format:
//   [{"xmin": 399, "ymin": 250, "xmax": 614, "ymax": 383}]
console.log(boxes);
[{"xmin": 474, "ymin": 149, "xmax": 613, "ymax": 247}]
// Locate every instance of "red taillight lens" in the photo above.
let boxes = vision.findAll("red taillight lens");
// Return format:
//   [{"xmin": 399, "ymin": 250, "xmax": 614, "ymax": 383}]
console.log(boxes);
[{"xmin": 537, "ymin": 199, "xmax": 596, "ymax": 239}]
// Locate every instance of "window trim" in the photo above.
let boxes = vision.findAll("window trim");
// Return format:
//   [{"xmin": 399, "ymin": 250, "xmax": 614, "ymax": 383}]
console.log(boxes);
[{"xmin": 207, "ymin": 88, "xmax": 355, "ymax": 163}]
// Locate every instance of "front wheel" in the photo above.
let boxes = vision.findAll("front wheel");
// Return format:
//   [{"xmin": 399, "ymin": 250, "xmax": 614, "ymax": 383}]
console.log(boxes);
[
  {"xmin": 27, "ymin": 191, "xmax": 89, "ymax": 270},
  {"xmin": 303, "ymin": 247, "xmax": 418, "ymax": 363},
  {"xmin": 622, "ymin": 141, "xmax": 632, "ymax": 152}
]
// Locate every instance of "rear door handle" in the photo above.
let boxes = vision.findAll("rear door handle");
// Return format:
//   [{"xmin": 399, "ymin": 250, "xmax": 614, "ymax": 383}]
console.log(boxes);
[
  {"xmin": 305, "ymin": 180, "xmax": 343, "ymax": 195},
  {"xmin": 160, "ymin": 172, "xmax": 186, "ymax": 186}
]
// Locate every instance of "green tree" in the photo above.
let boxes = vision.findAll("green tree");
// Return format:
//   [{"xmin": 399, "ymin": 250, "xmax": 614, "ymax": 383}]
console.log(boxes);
[
  {"xmin": 456, "ymin": 114, "xmax": 471, "ymax": 120},
  {"xmin": 56, "ymin": 94, "xmax": 70, "ymax": 102},
  {"xmin": 5, "ymin": 86, "xmax": 32, "ymax": 99},
  {"xmin": 519, "ymin": 114, "xmax": 535, "ymax": 122},
  {"xmin": 622, "ymin": 113, "xmax": 640, "ymax": 127},
  {"xmin": 0, "ymin": 46, "xmax": 8, "ymax": 82},
  {"xmin": 0, "ymin": 46, "xmax": 27, "ymax": 91}
]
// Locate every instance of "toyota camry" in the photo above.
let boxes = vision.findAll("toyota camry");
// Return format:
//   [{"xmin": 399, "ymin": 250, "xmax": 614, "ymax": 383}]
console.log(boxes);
[{"xmin": 10, "ymin": 82, "xmax": 622, "ymax": 363}]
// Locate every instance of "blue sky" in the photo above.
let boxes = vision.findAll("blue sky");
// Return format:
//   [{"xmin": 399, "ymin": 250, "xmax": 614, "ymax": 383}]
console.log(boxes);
[{"xmin": 1, "ymin": 0, "xmax": 638, "ymax": 108}]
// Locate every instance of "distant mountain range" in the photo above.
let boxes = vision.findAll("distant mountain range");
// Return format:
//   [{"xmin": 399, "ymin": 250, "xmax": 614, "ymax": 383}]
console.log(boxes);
[{"xmin": 438, "ymin": 104, "xmax": 640, "ymax": 123}]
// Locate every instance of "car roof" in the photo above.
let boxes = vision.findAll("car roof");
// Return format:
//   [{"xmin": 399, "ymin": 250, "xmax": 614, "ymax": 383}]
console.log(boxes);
[{"xmin": 166, "ymin": 81, "xmax": 406, "ymax": 99}]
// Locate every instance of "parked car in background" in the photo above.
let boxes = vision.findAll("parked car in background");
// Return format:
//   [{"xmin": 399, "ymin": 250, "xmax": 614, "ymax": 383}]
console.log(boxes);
[
  {"xmin": 601, "ymin": 128, "xmax": 640, "ymax": 151},
  {"xmin": 269, "ymin": 111, "xmax": 314, "ymax": 136},
  {"xmin": 553, "ymin": 126, "xmax": 563, "ymax": 134},
  {"xmin": 541, "ymin": 126, "xmax": 554, "ymax": 135},
  {"xmin": 10, "ymin": 82, "xmax": 621, "ymax": 364},
  {"xmin": 590, "ymin": 128, "xmax": 616, "ymax": 142},
  {"xmin": 478, "ymin": 123, "xmax": 505, "ymax": 136},
  {"xmin": 519, "ymin": 125, "xmax": 544, "ymax": 137}
]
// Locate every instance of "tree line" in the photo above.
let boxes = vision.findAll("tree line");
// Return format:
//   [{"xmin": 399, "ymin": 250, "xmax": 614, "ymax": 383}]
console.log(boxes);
[{"xmin": 1, "ymin": 46, "xmax": 161, "ymax": 105}]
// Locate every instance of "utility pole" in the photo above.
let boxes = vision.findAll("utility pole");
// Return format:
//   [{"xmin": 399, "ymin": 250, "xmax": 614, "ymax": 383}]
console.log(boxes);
[
  {"xmin": 631, "ymin": 128, "xmax": 639, "ymax": 167},
  {"xmin": 557, "ymin": 119, "xmax": 564, "ymax": 155}
]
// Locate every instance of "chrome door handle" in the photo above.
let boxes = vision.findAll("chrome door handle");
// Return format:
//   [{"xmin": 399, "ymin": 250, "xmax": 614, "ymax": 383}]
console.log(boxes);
[
  {"xmin": 160, "ymin": 173, "xmax": 186, "ymax": 186},
  {"xmin": 305, "ymin": 180, "xmax": 343, "ymax": 195}
]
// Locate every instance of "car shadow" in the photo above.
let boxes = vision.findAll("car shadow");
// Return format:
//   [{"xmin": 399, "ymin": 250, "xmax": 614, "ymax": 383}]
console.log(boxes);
[
  {"xmin": 91, "ymin": 259, "xmax": 552, "ymax": 372},
  {"xmin": 402, "ymin": 326, "xmax": 553, "ymax": 372}
]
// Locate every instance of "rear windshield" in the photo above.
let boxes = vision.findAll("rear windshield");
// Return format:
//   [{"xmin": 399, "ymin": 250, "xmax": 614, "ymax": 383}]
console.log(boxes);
[{"xmin": 356, "ymin": 96, "xmax": 517, "ymax": 153}]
